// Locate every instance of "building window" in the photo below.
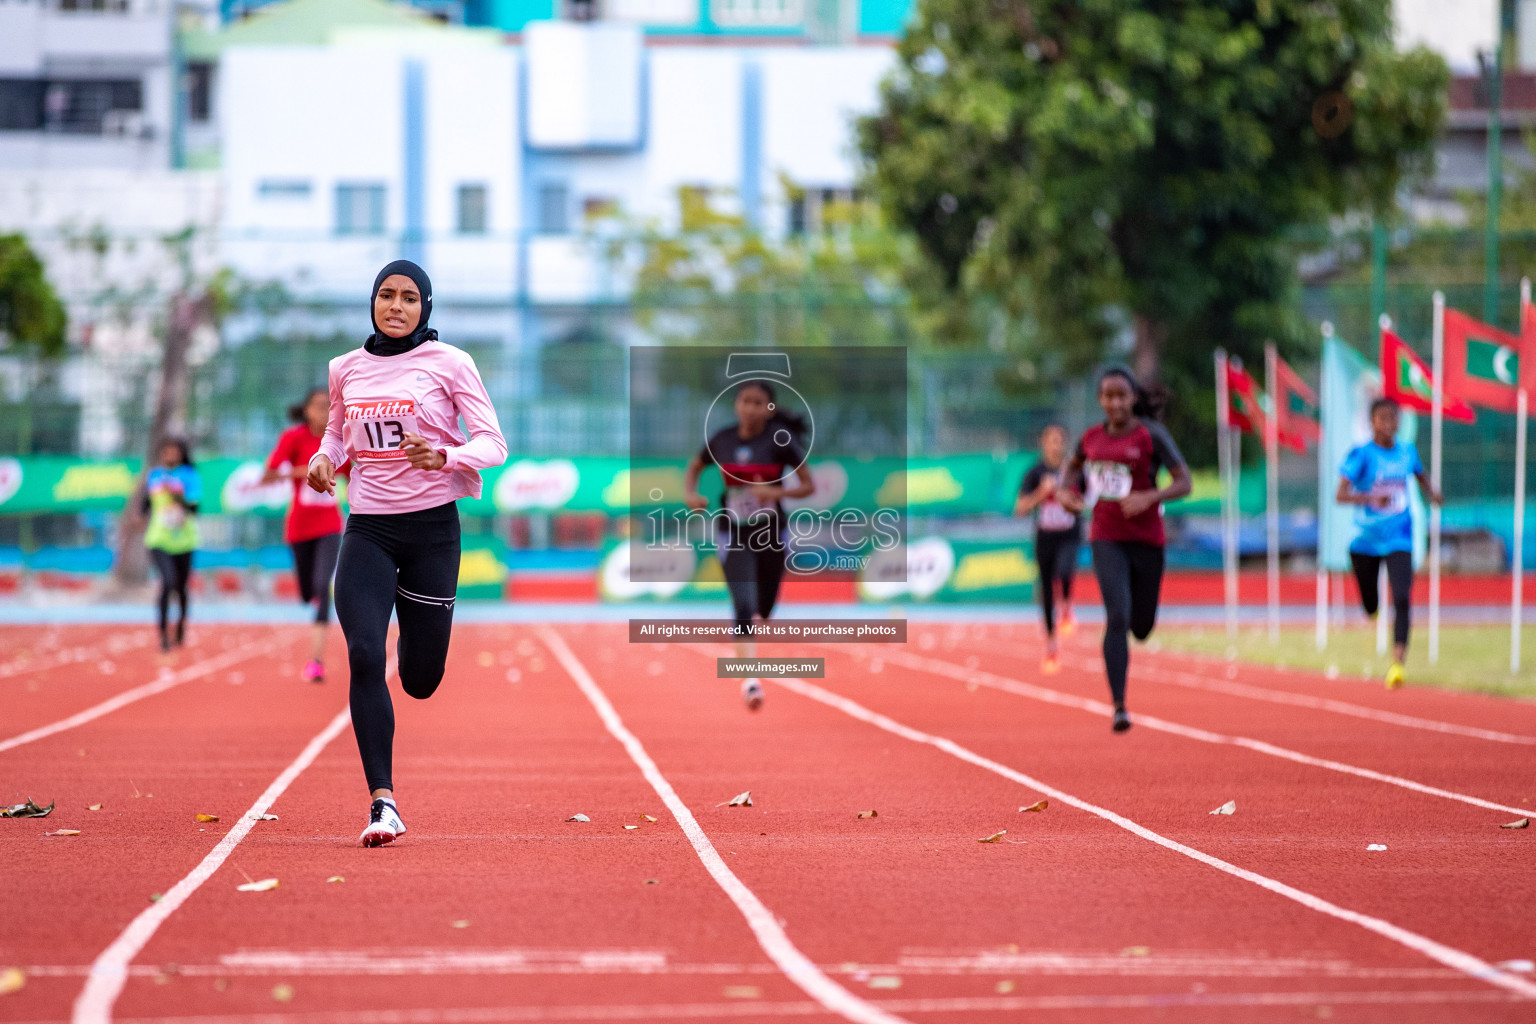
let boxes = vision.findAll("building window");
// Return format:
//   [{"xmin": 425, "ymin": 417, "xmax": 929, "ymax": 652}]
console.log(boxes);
[
  {"xmin": 787, "ymin": 187, "xmax": 857, "ymax": 235},
  {"xmin": 457, "ymin": 184, "xmax": 488, "ymax": 234},
  {"xmin": 55, "ymin": 0, "xmax": 132, "ymax": 11},
  {"xmin": 336, "ymin": 184, "xmax": 386, "ymax": 235},
  {"xmin": 0, "ymin": 80, "xmax": 45, "ymax": 130},
  {"xmin": 187, "ymin": 62, "xmax": 213, "ymax": 123},
  {"xmin": 537, "ymin": 182, "xmax": 569, "ymax": 235},
  {"xmin": 258, "ymin": 180, "xmax": 312, "ymax": 199},
  {"xmin": 711, "ymin": 0, "xmax": 802, "ymax": 28}
]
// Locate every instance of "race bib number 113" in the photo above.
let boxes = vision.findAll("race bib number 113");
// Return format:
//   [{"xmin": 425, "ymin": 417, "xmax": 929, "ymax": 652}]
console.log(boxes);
[{"xmin": 347, "ymin": 400, "xmax": 420, "ymax": 461}]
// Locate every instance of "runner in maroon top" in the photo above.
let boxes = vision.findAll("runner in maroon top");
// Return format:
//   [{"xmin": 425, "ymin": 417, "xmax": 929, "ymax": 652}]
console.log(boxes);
[
  {"xmin": 264, "ymin": 387, "xmax": 349, "ymax": 683},
  {"xmin": 1059, "ymin": 367, "xmax": 1191, "ymax": 732}
]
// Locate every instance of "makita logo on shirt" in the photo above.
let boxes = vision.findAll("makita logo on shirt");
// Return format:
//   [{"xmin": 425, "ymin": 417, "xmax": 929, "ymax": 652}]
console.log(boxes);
[{"xmin": 346, "ymin": 400, "xmax": 416, "ymax": 420}]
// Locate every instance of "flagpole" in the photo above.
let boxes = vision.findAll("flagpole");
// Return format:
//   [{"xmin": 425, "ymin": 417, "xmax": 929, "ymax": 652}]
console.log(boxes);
[
  {"xmin": 1429, "ymin": 291, "xmax": 1445, "ymax": 666},
  {"xmin": 1514, "ymin": 385, "xmax": 1527, "ymax": 674},
  {"xmin": 1215, "ymin": 349, "xmax": 1238, "ymax": 643},
  {"xmin": 1316, "ymin": 322, "xmax": 1334, "ymax": 652},
  {"xmin": 1265, "ymin": 341, "xmax": 1281, "ymax": 645}
]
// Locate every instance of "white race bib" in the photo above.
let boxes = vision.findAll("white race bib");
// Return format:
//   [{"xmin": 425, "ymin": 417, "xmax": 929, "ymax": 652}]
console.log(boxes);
[
  {"xmin": 347, "ymin": 400, "xmax": 420, "ymax": 462},
  {"xmin": 1086, "ymin": 461, "xmax": 1133, "ymax": 505},
  {"xmin": 1368, "ymin": 481, "xmax": 1408, "ymax": 516},
  {"xmin": 725, "ymin": 486, "xmax": 771, "ymax": 520},
  {"xmin": 1039, "ymin": 501, "xmax": 1076, "ymax": 532}
]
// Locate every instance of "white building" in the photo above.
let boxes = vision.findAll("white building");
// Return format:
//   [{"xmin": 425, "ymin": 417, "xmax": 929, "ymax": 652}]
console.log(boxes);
[{"xmin": 211, "ymin": 11, "xmax": 893, "ymax": 345}]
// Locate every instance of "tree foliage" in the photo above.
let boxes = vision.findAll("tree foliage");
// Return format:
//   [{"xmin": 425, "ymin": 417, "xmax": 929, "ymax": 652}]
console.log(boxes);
[
  {"xmin": 0, "ymin": 233, "xmax": 66, "ymax": 356},
  {"xmin": 860, "ymin": 0, "xmax": 1449, "ymax": 439}
]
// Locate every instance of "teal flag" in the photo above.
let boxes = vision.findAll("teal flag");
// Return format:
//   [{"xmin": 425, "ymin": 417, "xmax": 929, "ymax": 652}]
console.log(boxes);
[{"xmin": 1318, "ymin": 337, "xmax": 1426, "ymax": 571}]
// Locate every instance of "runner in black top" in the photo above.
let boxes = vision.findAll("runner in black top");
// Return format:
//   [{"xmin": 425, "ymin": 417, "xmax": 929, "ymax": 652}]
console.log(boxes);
[
  {"xmin": 684, "ymin": 380, "xmax": 815, "ymax": 711},
  {"xmin": 1015, "ymin": 424, "xmax": 1081, "ymax": 674}
]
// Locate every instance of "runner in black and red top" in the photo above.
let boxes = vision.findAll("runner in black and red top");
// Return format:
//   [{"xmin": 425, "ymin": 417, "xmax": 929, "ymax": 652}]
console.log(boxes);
[
  {"xmin": 1059, "ymin": 367, "xmax": 1191, "ymax": 732},
  {"xmin": 1015, "ymin": 424, "xmax": 1080, "ymax": 675},
  {"xmin": 684, "ymin": 380, "xmax": 815, "ymax": 712},
  {"xmin": 264, "ymin": 387, "xmax": 349, "ymax": 683}
]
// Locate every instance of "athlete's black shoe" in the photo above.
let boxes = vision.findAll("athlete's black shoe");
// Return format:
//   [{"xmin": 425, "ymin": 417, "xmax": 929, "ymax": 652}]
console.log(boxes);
[{"xmin": 1112, "ymin": 706, "xmax": 1132, "ymax": 733}]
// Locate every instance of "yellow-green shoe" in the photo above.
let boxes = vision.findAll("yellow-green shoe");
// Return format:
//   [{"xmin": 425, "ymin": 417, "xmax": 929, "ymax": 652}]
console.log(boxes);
[{"xmin": 1384, "ymin": 663, "xmax": 1405, "ymax": 690}]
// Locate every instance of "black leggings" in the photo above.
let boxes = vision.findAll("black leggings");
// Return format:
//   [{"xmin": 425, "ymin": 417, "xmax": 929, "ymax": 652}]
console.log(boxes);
[
  {"xmin": 720, "ymin": 539, "xmax": 786, "ymax": 636},
  {"xmin": 334, "ymin": 503, "xmax": 460, "ymax": 794},
  {"xmin": 1350, "ymin": 549, "xmax": 1413, "ymax": 648},
  {"xmin": 149, "ymin": 549, "xmax": 192, "ymax": 645},
  {"xmin": 292, "ymin": 533, "xmax": 342, "ymax": 624},
  {"xmin": 1091, "ymin": 540, "xmax": 1165, "ymax": 706},
  {"xmin": 1036, "ymin": 530, "xmax": 1080, "ymax": 637}
]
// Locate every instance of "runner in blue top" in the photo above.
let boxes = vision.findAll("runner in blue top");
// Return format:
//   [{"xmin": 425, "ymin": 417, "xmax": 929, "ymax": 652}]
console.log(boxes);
[{"xmin": 1335, "ymin": 397, "xmax": 1441, "ymax": 689}]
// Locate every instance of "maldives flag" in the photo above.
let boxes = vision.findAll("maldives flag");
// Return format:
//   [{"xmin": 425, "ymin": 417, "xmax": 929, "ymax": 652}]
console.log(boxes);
[
  {"xmin": 1380, "ymin": 327, "xmax": 1475, "ymax": 423},
  {"xmin": 1443, "ymin": 307, "xmax": 1524, "ymax": 414},
  {"xmin": 1272, "ymin": 354, "xmax": 1320, "ymax": 454},
  {"xmin": 1226, "ymin": 360, "xmax": 1266, "ymax": 436}
]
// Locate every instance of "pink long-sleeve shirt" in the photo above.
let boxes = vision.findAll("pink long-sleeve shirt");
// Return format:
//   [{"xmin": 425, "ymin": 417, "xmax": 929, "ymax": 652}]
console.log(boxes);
[{"xmin": 311, "ymin": 341, "xmax": 508, "ymax": 515}]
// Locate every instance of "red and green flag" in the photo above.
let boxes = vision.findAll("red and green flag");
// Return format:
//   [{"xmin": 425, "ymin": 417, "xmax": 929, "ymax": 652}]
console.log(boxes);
[
  {"xmin": 1225, "ymin": 360, "xmax": 1265, "ymax": 436},
  {"xmin": 1380, "ymin": 327, "xmax": 1474, "ymax": 423},
  {"xmin": 1443, "ymin": 307, "xmax": 1524, "ymax": 414},
  {"xmin": 1271, "ymin": 354, "xmax": 1319, "ymax": 454}
]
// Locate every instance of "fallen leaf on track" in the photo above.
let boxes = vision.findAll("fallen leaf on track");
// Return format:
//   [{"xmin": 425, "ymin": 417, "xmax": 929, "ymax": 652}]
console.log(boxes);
[
  {"xmin": 722, "ymin": 985, "xmax": 761, "ymax": 999},
  {"xmin": 1, "ymin": 799, "xmax": 53, "ymax": 818},
  {"xmin": 1210, "ymin": 800, "xmax": 1236, "ymax": 816},
  {"xmin": 236, "ymin": 878, "xmax": 279, "ymax": 892},
  {"xmin": 624, "ymin": 825, "xmax": 639, "ymax": 830},
  {"xmin": 247, "ymin": 813, "xmax": 278, "ymax": 821},
  {"xmin": 326, "ymin": 876, "xmax": 344, "ymax": 883},
  {"xmin": 45, "ymin": 829, "xmax": 81, "ymax": 836},
  {"xmin": 857, "ymin": 810, "xmax": 878, "ymax": 819},
  {"xmin": 643, "ymin": 878, "xmax": 659, "ymax": 885},
  {"xmin": 1366, "ymin": 844, "xmax": 1387, "ymax": 851},
  {"xmin": 1501, "ymin": 818, "xmax": 1530, "ymax": 829},
  {"xmin": 996, "ymin": 979, "xmax": 1015, "ymax": 994},
  {"xmin": 566, "ymin": 813, "xmax": 590, "ymax": 822},
  {"xmin": 195, "ymin": 814, "xmax": 219, "ymax": 823},
  {"xmin": 978, "ymin": 831, "xmax": 1007, "ymax": 843},
  {"xmin": 87, "ymin": 804, "xmax": 102, "ymax": 811},
  {"xmin": 1020, "ymin": 800, "xmax": 1048, "ymax": 813},
  {"xmin": 270, "ymin": 984, "xmax": 293, "ymax": 1002},
  {"xmin": 641, "ymin": 815, "xmax": 658, "ymax": 822},
  {"xmin": 450, "ymin": 920, "xmax": 470, "ymax": 928},
  {"xmin": 148, "ymin": 894, "xmax": 164, "ymax": 903},
  {"xmin": 0, "ymin": 968, "xmax": 24, "ymax": 995},
  {"xmin": 720, "ymin": 791, "xmax": 752, "ymax": 807}
]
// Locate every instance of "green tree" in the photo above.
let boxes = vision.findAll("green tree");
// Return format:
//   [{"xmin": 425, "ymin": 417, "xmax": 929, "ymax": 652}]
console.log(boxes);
[
  {"xmin": 0, "ymin": 233, "xmax": 66, "ymax": 356},
  {"xmin": 860, "ymin": 0, "xmax": 1448, "ymax": 443}
]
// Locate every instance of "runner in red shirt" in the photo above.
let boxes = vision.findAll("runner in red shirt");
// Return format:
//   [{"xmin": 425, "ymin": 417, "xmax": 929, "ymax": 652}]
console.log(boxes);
[
  {"xmin": 1059, "ymin": 367, "xmax": 1191, "ymax": 732},
  {"xmin": 264, "ymin": 387, "xmax": 348, "ymax": 682}
]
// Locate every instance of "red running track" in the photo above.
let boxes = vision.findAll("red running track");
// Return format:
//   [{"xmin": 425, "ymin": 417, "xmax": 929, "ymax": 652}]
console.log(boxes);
[{"xmin": 1, "ymin": 620, "xmax": 1534, "ymax": 1024}]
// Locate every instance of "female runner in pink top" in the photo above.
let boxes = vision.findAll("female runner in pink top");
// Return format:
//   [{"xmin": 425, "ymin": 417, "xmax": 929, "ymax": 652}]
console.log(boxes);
[{"xmin": 307, "ymin": 259, "xmax": 507, "ymax": 847}]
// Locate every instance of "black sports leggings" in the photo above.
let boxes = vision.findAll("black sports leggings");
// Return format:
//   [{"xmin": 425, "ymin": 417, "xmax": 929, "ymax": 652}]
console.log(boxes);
[
  {"xmin": 1036, "ymin": 529, "xmax": 1080, "ymax": 637},
  {"xmin": 291, "ymin": 533, "xmax": 341, "ymax": 624},
  {"xmin": 334, "ymin": 502, "xmax": 460, "ymax": 794},
  {"xmin": 1091, "ymin": 540, "xmax": 1165, "ymax": 706},
  {"xmin": 149, "ymin": 548, "xmax": 192, "ymax": 644},
  {"xmin": 720, "ymin": 539, "xmax": 787, "ymax": 636},
  {"xmin": 1350, "ymin": 549, "xmax": 1413, "ymax": 648}
]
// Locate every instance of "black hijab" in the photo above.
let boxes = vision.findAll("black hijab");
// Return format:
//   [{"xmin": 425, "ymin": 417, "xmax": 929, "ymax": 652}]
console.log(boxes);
[{"xmin": 364, "ymin": 259, "xmax": 437, "ymax": 356}]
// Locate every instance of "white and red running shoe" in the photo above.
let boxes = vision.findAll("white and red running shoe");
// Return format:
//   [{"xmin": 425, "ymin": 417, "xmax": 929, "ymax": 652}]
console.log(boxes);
[{"xmin": 360, "ymin": 798, "xmax": 406, "ymax": 847}]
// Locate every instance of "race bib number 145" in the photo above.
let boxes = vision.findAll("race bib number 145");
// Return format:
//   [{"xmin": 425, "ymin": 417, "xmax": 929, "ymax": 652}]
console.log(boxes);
[{"xmin": 347, "ymin": 400, "xmax": 420, "ymax": 461}]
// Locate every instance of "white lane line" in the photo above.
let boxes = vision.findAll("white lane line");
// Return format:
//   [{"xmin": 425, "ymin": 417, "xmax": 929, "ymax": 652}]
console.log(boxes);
[
  {"xmin": 769, "ymin": 672, "xmax": 1536, "ymax": 1001},
  {"xmin": 71, "ymin": 691, "xmax": 359, "ymax": 1024},
  {"xmin": 60, "ymin": 989, "xmax": 1520, "ymax": 1024},
  {"xmin": 539, "ymin": 627, "xmax": 910, "ymax": 1024},
  {"xmin": 970, "ymin": 633, "xmax": 1536, "ymax": 746},
  {"xmin": 0, "ymin": 639, "xmax": 277, "ymax": 754},
  {"xmin": 842, "ymin": 645, "xmax": 1534, "ymax": 819}
]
